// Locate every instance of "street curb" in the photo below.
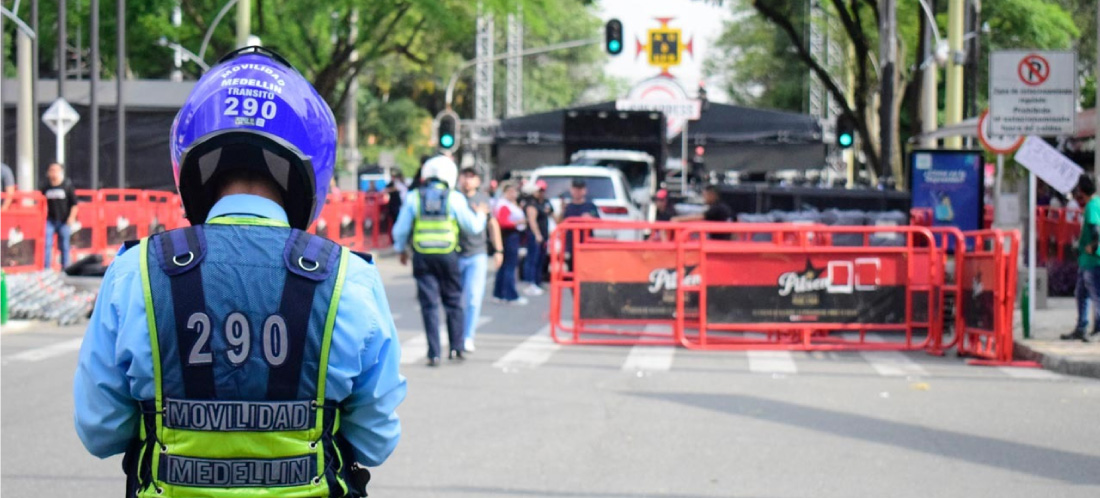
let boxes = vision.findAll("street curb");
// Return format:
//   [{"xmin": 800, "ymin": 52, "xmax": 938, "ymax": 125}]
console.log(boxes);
[
  {"xmin": 0, "ymin": 320, "xmax": 38, "ymax": 334},
  {"xmin": 1015, "ymin": 341, "xmax": 1100, "ymax": 380}
]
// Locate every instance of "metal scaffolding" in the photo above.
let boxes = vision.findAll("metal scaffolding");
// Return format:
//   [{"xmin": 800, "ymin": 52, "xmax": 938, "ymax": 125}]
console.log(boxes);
[{"xmin": 505, "ymin": 6, "xmax": 523, "ymax": 119}]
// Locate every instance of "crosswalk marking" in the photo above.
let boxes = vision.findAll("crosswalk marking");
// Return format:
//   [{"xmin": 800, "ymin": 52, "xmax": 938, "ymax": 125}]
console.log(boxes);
[
  {"xmin": 998, "ymin": 367, "xmax": 1063, "ymax": 380},
  {"xmin": 399, "ymin": 333, "xmax": 427, "ymax": 365},
  {"xmin": 5, "ymin": 338, "xmax": 84, "ymax": 363},
  {"xmin": 859, "ymin": 350, "xmax": 930, "ymax": 377},
  {"xmin": 493, "ymin": 325, "xmax": 559, "ymax": 370},
  {"xmin": 747, "ymin": 351, "xmax": 798, "ymax": 374},
  {"xmin": 621, "ymin": 346, "xmax": 676, "ymax": 372}
]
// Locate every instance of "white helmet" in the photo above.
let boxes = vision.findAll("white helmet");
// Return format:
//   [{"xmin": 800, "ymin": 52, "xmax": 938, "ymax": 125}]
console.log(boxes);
[{"xmin": 420, "ymin": 155, "xmax": 458, "ymax": 189}]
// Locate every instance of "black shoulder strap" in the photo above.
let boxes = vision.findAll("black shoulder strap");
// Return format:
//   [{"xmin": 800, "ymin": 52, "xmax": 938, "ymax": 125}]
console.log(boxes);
[
  {"xmin": 151, "ymin": 225, "xmax": 215, "ymax": 399},
  {"xmin": 267, "ymin": 229, "xmax": 344, "ymax": 400},
  {"xmin": 152, "ymin": 225, "xmax": 206, "ymax": 276},
  {"xmin": 283, "ymin": 229, "xmax": 342, "ymax": 281}
]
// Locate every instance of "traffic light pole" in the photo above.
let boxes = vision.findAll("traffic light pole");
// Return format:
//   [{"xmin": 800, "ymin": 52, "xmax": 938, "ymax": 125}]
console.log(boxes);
[{"xmin": 444, "ymin": 37, "xmax": 600, "ymax": 110}]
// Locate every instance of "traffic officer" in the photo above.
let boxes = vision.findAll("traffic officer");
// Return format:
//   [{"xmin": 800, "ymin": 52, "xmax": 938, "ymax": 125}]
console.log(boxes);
[
  {"xmin": 73, "ymin": 47, "xmax": 406, "ymax": 497},
  {"xmin": 391, "ymin": 155, "xmax": 487, "ymax": 366}
]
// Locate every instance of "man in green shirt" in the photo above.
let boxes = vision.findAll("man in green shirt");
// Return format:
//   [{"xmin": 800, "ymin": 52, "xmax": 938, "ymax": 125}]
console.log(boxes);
[{"xmin": 1063, "ymin": 175, "xmax": 1100, "ymax": 342}]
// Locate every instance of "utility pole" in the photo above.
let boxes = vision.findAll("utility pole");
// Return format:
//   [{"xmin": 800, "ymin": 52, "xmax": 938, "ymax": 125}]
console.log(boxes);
[
  {"xmin": 919, "ymin": 0, "xmax": 938, "ymax": 147},
  {"xmin": 32, "ymin": 0, "xmax": 40, "ymax": 175},
  {"xmin": 236, "ymin": 0, "xmax": 251, "ymax": 48},
  {"xmin": 171, "ymin": 2, "xmax": 183, "ymax": 82},
  {"xmin": 17, "ymin": 26, "xmax": 35, "ymax": 191},
  {"xmin": 879, "ymin": 0, "xmax": 897, "ymax": 180},
  {"xmin": 964, "ymin": 0, "xmax": 980, "ymax": 149},
  {"xmin": 117, "ymin": 0, "xmax": 126, "ymax": 187},
  {"xmin": 343, "ymin": 8, "xmax": 360, "ymax": 182},
  {"xmin": 90, "ymin": 0, "xmax": 99, "ymax": 187},
  {"xmin": 944, "ymin": 0, "xmax": 964, "ymax": 148},
  {"xmin": 58, "ymin": 0, "xmax": 67, "ymax": 99}
]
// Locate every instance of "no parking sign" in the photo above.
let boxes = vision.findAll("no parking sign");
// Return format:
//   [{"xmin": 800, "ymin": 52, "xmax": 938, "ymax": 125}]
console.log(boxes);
[{"xmin": 989, "ymin": 51, "xmax": 1077, "ymax": 136}]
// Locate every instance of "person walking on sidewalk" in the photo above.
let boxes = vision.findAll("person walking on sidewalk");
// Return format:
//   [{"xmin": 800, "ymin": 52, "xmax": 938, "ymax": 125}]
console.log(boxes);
[
  {"xmin": 392, "ymin": 156, "xmax": 488, "ymax": 365},
  {"xmin": 42, "ymin": 163, "xmax": 79, "ymax": 269},
  {"xmin": 1064, "ymin": 175, "xmax": 1100, "ymax": 342},
  {"xmin": 457, "ymin": 166, "xmax": 503, "ymax": 352}
]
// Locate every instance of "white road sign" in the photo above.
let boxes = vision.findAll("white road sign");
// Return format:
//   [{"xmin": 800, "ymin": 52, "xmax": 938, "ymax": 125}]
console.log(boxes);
[
  {"xmin": 989, "ymin": 51, "xmax": 1077, "ymax": 136},
  {"xmin": 42, "ymin": 97, "xmax": 81, "ymax": 135},
  {"xmin": 1014, "ymin": 135, "xmax": 1084, "ymax": 194}
]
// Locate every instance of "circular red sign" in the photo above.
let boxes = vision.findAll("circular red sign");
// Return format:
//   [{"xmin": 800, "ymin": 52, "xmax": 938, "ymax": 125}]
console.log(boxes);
[
  {"xmin": 1017, "ymin": 54, "xmax": 1050, "ymax": 87},
  {"xmin": 977, "ymin": 109, "xmax": 1024, "ymax": 155}
]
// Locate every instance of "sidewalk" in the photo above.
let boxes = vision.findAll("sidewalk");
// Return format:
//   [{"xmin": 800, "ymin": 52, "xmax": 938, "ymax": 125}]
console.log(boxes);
[{"xmin": 1014, "ymin": 297, "xmax": 1100, "ymax": 379}]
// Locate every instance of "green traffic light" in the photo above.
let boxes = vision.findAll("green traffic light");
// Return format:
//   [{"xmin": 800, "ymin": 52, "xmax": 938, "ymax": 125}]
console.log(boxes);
[
  {"xmin": 441, "ymin": 135, "xmax": 455, "ymax": 148},
  {"xmin": 608, "ymin": 40, "xmax": 621, "ymax": 53},
  {"xmin": 838, "ymin": 133, "xmax": 853, "ymax": 147}
]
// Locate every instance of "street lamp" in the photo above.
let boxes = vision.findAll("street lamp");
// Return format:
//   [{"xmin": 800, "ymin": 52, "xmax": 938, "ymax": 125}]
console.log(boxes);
[{"xmin": 157, "ymin": 37, "xmax": 210, "ymax": 71}]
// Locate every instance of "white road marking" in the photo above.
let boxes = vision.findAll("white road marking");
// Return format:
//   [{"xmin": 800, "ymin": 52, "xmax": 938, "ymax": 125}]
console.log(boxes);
[
  {"xmin": 493, "ymin": 325, "xmax": 559, "ymax": 370},
  {"xmin": 6, "ymin": 338, "xmax": 84, "ymax": 363},
  {"xmin": 477, "ymin": 316, "xmax": 492, "ymax": 327},
  {"xmin": 747, "ymin": 351, "xmax": 798, "ymax": 374},
  {"xmin": 621, "ymin": 345, "xmax": 676, "ymax": 372},
  {"xmin": 998, "ymin": 367, "xmax": 1063, "ymax": 380},
  {"xmin": 399, "ymin": 334, "xmax": 427, "ymax": 365},
  {"xmin": 859, "ymin": 350, "xmax": 931, "ymax": 377}
]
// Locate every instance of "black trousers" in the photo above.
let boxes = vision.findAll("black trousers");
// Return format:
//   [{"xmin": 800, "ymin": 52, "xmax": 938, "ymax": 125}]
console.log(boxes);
[{"xmin": 413, "ymin": 252, "xmax": 465, "ymax": 359}]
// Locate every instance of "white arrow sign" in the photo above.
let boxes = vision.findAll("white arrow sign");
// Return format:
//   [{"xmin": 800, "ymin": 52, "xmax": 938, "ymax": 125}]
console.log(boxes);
[{"xmin": 41, "ymin": 98, "xmax": 81, "ymax": 166}]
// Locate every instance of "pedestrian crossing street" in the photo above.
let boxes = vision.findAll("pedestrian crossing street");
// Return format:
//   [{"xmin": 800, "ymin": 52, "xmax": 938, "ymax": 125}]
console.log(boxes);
[{"xmin": 394, "ymin": 317, "xmax": 1072, "ymax": 382}]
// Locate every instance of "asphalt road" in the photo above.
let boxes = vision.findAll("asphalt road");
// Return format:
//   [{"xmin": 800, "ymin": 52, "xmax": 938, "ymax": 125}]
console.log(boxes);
[{"xmin": 3, "ymin": 257, "xmax": 1100, "ymax": 497}]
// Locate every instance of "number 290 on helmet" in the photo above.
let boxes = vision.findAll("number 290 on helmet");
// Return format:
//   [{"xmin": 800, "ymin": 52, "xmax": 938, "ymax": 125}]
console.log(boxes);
[{"xmin": 170, "ymin": 46, "xmax": 337, "ymax": 229}]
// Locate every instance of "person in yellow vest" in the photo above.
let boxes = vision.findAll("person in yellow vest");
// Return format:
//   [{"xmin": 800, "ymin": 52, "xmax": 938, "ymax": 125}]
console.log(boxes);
[
  {"xmin": 391, "ymin": 155, "xmax": 489, "ymax": 366},
  {"xmin": 73, "ymin": 47, "xmax": 406, "ymax": 497}
]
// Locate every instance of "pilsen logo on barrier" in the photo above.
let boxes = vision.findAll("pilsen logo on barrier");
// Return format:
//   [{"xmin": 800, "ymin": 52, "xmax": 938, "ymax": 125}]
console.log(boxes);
[
  {"xmin": 777, "ymin": 261, "xmax": 830, "ymax": 296},
  {"xmin": 648, "ymin": 265, "xmax": 701, "ymax": 293}
]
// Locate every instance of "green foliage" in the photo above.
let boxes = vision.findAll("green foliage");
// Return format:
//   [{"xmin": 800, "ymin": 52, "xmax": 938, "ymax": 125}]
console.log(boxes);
[{"xmin": 703, "ymin": 1, "xmax": 806, "ymax": 111}]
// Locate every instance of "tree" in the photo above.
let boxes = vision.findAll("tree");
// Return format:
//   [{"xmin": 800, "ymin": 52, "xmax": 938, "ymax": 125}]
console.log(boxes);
[{"xmin": 703, "ymin": 2, "xmax": 807, "ymax": 112}]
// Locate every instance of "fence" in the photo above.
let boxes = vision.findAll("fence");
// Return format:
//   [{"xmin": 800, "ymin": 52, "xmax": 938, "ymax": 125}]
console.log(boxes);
[
  {"xmin": 1, "ymin": 190, "xmax": 391, "ymax": 273},
  {"xmin": 549, "ymin": 219, "xmax": 1028, "ymax": 365}
]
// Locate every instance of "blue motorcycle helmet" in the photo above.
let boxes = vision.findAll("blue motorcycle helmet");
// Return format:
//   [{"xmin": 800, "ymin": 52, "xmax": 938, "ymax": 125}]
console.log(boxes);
[{"xmin": 170, "ymin": 46, "xmax": 337, "ymax": 229}]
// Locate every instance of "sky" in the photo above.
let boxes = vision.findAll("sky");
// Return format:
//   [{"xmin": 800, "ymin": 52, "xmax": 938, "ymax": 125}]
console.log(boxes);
[{"xmin": 594, "ymin": 0, "xmax": 736, "ymax": 103}]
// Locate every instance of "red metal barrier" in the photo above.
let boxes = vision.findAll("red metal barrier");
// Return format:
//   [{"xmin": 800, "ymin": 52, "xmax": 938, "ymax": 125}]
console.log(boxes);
[
  {"xmin": 549, "ymin": 219, "xmax": 1026, "ymax": 362},
  {"xmin": 673, "ymin": 224, "xmax": 941, "ymax": 351},
  {"xmin": 98, "ymin": 189, "xmax": 152, "ymax": 262},
  {"xmin": 357, "ymin": 192, "xmax": 388, "ymax": 250},
  {"xmin": 70, "ymin": 189, "xmax": 103, "ymax": 264},
  {"xmin": 310, "ymin": 193, "xmax": 360, "ymax": 248},
  {"xmin": 1037, "ymin": 207, "xmax": 1082, "ymax": 264},
  {"xmin": 548, "ymin": 220, "xmax": 681, "ymax": 345},
  {"xmin": 3, "ymin": 187, "xmax": 388, "ymax": 273},
  {"xmin": 1, "ymin": 192, "xmax": 48, "ymax": 273},
  {"xmin": 926, "ymin": 227, "xmax": 966, "ymax": 356},
  {"xmin": 958, "ymin": 230, "xmax": 1032, "ymax": 366},
  {"xmin": 147, "ymin": 191, "xmax": 188, "ymax": 233}
]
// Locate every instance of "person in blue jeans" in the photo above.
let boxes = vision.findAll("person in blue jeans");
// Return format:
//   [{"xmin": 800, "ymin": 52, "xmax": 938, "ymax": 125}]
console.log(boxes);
[
  {"xmin": 1064, "ymin": 175, "xmax": 1100, "ymax": 342},
  {"xmin": 521, "ymin": 180, "xmax": 552, "ymax": 296},
  {"xmin": 41, "ymin": 163, "xmax": 79, "ymax": 269},
  {"xmin": 457, "ymin": 166, "xmax": 503, "ymax": 352},
  {"xmin": 493, "ymin": 182, "xmax": 527, "ymax": 305}
]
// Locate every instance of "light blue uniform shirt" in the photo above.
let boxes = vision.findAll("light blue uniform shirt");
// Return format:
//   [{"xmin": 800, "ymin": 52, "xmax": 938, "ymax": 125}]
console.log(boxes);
[
  {"xmin": 73, "ymin": 194, "xmax": 407, "ymax": 467},
  {"xmin": 391, "ymin": 188, "xmax": 486, "ymax": 253}
]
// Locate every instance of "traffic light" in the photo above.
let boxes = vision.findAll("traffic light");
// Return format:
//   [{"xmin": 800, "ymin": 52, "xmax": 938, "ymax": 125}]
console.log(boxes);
[
  {"xmin": 605, "ymin": 19, "xmax": 623, "ymax": 55},
  {"xmin": 436, "ymin": 112, "xmax": 459, "ymax": 151},
  {"xmin": 836, "ymin": 114, "xmax": 856, "ymax": 149}
]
